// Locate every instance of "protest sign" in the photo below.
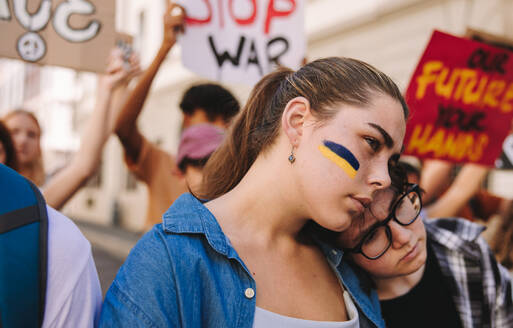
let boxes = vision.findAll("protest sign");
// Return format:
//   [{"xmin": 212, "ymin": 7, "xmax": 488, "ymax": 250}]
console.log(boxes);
[
  {"xmin": 0, "ymin": 0, "xmax": 116, "ymax": 72},
  {"xmin": 466, "ymin": 28, "xmax": 513, "ymax": 53},
  {"xmin": 176, "ymin": 0, "xmax": 305, "ymax": 85},
  {"xmin": 466, "ymin": 28, "xmax": 513, "ymax": 169},
  {"xmin": 403, "ymin": 30, "xmax": 513, "ymax": 166}
]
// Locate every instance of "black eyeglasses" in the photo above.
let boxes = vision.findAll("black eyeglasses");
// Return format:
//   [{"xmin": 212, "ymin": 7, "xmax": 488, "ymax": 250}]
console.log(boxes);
[{"xmin": 346, "ymin": 184, "xmax": 422, "ymax": 260}]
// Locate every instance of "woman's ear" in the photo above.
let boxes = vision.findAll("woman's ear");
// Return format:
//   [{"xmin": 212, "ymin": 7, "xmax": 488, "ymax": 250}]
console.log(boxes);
[{"xmin": 281, "ymin": 97, "xmax": 311, "ymax": 147}]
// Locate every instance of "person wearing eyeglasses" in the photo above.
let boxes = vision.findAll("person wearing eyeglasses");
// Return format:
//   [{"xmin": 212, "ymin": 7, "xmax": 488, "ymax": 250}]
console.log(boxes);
[{"xmin": 337, "ymin": 179, "xmax": 513, "ymax": 328}]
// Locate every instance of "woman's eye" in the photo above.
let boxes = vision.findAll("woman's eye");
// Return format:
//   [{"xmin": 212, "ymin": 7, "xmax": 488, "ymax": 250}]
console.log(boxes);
[
  {"xmin": 363, "ymin": 229, "xmax": 379, "ymax": 245},
  {"xmin": 364, "ymin": 137, "xmax": 381, "ymax": 152}
]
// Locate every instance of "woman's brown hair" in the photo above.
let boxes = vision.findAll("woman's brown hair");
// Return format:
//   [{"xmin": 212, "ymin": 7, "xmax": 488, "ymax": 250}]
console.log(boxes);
[
  {"xmin": 0, "ymin": 120, "xmax": 18, "ymax": 170},
  {"xmin": 201, "ymin": 57, "xmax": 409, "ymax": 199}
]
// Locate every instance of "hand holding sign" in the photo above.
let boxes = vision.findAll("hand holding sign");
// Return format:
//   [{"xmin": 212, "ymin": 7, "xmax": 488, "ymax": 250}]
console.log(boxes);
[
  {"xmin": 163, "ymin": 1, "xmax": 185, "ymax": 50},
  {"xmin": 100, "ymin": 47, "xmax": 142, "ymax": 91}
]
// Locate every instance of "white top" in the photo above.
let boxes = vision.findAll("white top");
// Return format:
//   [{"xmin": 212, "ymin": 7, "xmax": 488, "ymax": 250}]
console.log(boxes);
[
  {"xmin": 252, "ymin": 291, "xmax": 359, "ymax": 328},
  {"xmin": 42, "ymin": 206, "xmax": 102, "ymax": 328}
]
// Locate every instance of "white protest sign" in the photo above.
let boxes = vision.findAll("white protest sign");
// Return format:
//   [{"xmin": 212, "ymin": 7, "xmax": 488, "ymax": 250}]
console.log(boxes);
[
  {"xmin": 177, "ymin": 0, "xmax": 305, "ymax": 85},
  {"xmin": 0, "ymin": 0, "xmax": 116, "ymax": 72}
]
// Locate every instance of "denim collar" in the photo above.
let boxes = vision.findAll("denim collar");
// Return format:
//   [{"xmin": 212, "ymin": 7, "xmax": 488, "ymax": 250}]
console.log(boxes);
[
  {"xmin": 313, "ymin": 233, "xmax": 344, "ymax": 268},
  {"xmin": 162, "ymin": 193, "xmax": 241, "ymax": 260},
  {"xmin": 163, "ymin": 193, "xmax": 384, "ymax": 327},
  {"xmin": 164, "ymin": 194, "xmax": 347, "ymax": 263}
]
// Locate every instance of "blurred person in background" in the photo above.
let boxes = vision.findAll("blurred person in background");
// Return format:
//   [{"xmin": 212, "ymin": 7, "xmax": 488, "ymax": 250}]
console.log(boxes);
[
  {"xmin": 41, "ymin": 48, "xmax": 141, "ymax": 210},
  {"xmin": 114, "ymin": 1, "xmax": 239, "ymax": 229},
  {"xmin": 0, "ymin": 120, "xmax": 18, "ymax": 170},
  {"xmin": 174, "ymin": 123, "xmax": 225, "ymax": 193},
  {"xmin": 3, "ymin": 48, "xmax": 141, "ymax": 210},
  {"xmin": 396, "ymin": 158, "xmax": 510, "ymax": 223},
  {"xmin": 419, "ymin": 160, "xmax": 507, "ymax": 221},
  {"xmin": 3, "ymin": 109, "xmax": 44, "ymax": 185},
  {"xmin": 337, "ymin": 163, "xmax": 513, "ymax": 328}
]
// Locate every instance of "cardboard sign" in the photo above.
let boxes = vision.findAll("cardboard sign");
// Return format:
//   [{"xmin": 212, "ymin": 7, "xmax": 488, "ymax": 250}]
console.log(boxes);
[
  {"xmin": 403, "ymin": 30, "xmax": 513, "ymax": 166},
  {"xmin": 0, "ymin": 0, "xmax": 116, "ymax": 72},
  {"xmin": 177, "ymin": 0, "xmax": 305, "ymax": 85}
]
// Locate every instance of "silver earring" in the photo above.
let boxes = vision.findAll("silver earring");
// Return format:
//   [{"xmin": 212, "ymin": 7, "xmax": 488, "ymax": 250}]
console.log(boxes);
[{"xmin": 288, "ymin": 146, "xmax": 296, "ymax": 164}]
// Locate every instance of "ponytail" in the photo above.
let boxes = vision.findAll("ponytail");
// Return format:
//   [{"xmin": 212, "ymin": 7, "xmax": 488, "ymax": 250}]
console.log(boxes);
[{"xmin": 201, "ymin": 68, "xmax": 293, "ymax": 199}]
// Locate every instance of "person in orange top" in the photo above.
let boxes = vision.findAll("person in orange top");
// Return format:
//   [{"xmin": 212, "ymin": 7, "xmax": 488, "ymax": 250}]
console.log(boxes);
[
  {"xmin": 125, "ymin": 122, "xmax": 227, "ymax": 229},
  {"xmin": 114, "ymin": 2, "xmax": 240, "ymax": 229}
]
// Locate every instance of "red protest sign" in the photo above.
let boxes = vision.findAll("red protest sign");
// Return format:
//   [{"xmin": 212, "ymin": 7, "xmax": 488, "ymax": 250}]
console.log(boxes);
[{"xmin": 403, "ymin": 30, "xmax": 513, "ymax": 166}]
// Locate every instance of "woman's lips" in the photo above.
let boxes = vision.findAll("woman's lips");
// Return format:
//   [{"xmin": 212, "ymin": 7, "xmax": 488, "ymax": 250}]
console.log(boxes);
[
  {"xmin": 401, "ymin": 241, "xmax": 420, "ymax": 262},
  {"xmin": 350, "ymin": 196, "xmax": 371, "ymax": 213},
  {"xmin": 350, "ymin": 197, "xmax": 365, "ymax": 213}
]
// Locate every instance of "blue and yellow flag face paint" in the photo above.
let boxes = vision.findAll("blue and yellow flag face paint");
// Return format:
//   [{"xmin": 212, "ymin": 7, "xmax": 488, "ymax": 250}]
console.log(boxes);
[{"xmin": 318, "ymin": 140, "xmax": 360, "ymax": 179}]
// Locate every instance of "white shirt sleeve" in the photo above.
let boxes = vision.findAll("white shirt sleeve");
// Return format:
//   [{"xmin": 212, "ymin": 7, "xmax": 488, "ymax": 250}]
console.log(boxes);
[{"xmin": 42, "ymin": 206, "xmax": 102, "ymax": 328}]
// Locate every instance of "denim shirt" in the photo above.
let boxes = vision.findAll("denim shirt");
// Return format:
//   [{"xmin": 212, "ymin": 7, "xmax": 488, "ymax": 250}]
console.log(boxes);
[{"xmin": 100, "ymin": 194, "xmax": 385, "ymax": 328}]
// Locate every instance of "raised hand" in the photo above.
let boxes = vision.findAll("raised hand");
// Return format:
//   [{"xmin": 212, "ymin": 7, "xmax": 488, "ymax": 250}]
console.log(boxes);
[
  {"xmin": 162, "ymin": 1, "xmax": 185, "ymax": 50},
  {"xmin": 100, "ymin": 47, "xmax": 142, "ymax": 90}
]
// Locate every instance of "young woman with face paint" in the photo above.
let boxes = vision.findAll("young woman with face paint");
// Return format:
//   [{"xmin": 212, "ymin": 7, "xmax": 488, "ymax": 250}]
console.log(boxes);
[
  {"xmin": 337, "ymin": 166, "xmax": 513, "ymax": 328},
  {"xmin": 100, "ymin": 57, "xmax": 408, "ymax": 328}
]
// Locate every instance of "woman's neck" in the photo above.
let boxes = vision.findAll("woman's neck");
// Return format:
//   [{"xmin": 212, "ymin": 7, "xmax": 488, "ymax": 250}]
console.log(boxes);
[
  {"xmin": 205, "ymin": 150, "xmax": 308, "ymax": 250},
  {"xmin": 374, "ymin": 264, "xmax": 426, "ymax": 300}
]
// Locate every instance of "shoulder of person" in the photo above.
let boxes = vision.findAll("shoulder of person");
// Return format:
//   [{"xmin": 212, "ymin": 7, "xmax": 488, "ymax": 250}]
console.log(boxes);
[
  {"xmin": 101, "ymin": 222, "xmax": 214, "ymax": 326},
  {"xmin": 110, "ymin": 194, "xmax": 232, "ymax": 297},
  {"xmin": 111, "ymin": 220, "xmax": 211, "ymax": 287},
  {"xmin": 47, "ymin": 206, "xmax": 92, "ymax": 256},
  {"xmin": 425, "ymin": 217, "xmax": 485, "ymax": 243},
  {"xmin": 44, "ymin": 206, "xmax": 101, "ymax": 328}
]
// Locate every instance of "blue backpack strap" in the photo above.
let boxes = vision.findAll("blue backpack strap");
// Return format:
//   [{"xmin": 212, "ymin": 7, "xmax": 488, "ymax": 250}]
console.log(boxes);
[{"xmin": 0, "ymin": 164, "xmax": 48, "ymax": 327}]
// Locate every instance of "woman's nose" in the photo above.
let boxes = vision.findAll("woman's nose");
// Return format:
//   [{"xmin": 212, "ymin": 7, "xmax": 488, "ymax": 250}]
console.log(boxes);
[
  {"xmin": 389, "ymin": 220, "xmax": 412, "ymax": 249},
  {"xmin": 13, "ymin": 134, "xmax": 26, "ymax": 148},
  {"xmin": 367, "ymin": 160, "xmax": 391, "ymax": 191}
]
